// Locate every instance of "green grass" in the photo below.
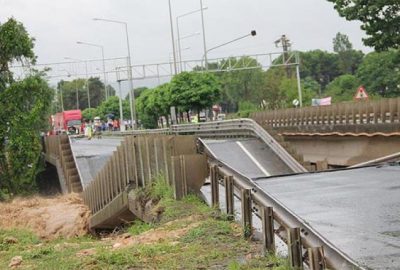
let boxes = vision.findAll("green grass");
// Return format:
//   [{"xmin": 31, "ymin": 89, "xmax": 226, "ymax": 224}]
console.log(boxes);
[
  {"xmin": 0, "ymin": 176, "xmax": 289, "ymax": 269},
  {"xmin": 127, "ymin": 220, "xmax": 155, "ymax": 235}
]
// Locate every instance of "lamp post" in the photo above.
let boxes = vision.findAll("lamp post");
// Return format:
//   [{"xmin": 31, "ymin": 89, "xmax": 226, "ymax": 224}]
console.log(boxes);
[
  {"xmin": 76, "ymin": 41, "xmax": 108, "ymax": 101},
  {"xmin": 202, "ymin": 30, "xmax": 257, "ymax": 68},
  {"xmin": 65, "ymin": 57, "xmax": 90, "ymax": 109},
  {"xmin": 200, "ymin": 0, "xmax": 208, "ymax": 70},
  {"xmin": 167, "ymin": 0, "xmax": 178, "ymax": 75},
  {"xmin": 176, "ymin": 6, "xmax": 207, "ymax": 72},
  {"xmin": 93, "ymin": 18, "xmax": 136, "ymax": 129}
]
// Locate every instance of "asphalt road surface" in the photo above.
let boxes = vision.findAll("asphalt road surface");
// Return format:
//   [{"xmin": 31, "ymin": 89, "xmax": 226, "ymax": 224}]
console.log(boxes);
[
  {"xmin": 202, "ymin": 138, "xmax": 293, "ymax": 178},
  {"xmin": 255, "ymin": 165, "xmax": 400, "ymax": 269},
  {"xmin": 70, "ymin": 137, "xmax": 123, "ymax": 188}
]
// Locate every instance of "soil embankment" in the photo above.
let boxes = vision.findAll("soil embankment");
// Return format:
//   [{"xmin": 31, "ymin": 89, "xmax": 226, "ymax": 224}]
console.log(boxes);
[{"xmin": 0, "ymin": 193, "xmax": 90, "ymax": 239}]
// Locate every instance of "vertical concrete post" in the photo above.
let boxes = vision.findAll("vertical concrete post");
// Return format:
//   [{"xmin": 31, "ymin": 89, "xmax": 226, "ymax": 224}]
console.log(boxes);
[
  {"xmin": 308, "ymin": 247, "xmax": 326, "ymax": 270},
  {"xmin": 224, "ymin": 175, "xmax": 234, "ymax": 219},
  {"xmin": 241, "ymin": 188, "xmax": 252, "ymax": 239},
  {"xmin": 288, "ymin": 227, "xmax": 303, "ymax": 269},
  {"xmin": 262, "ymin": 206, "xmax": 275, "ymax": 254},
  {"xmin": 210, "ymin": 165, "xmax": 219, "ymax": 209}
]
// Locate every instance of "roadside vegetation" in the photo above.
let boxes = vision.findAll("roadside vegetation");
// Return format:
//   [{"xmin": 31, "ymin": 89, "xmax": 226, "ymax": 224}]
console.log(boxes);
[{"xmin": 0, "ymin": 180, "xmax": 289, "ymax": 269}]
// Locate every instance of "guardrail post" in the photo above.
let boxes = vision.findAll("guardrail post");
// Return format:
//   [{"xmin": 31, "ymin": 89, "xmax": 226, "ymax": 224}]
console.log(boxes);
[
  {"xmin": 308, "ymin": 247, "xmax": 326, "ymax": 270},
  {"xmin": 262, "ymin": 206, "xmax": 275, "ymax": 254},
  {"xmin": 241, "ymin": 188, "xmax": 252, "ymax": 238},
  {"xmin": 288, "ymin": 227, "xmax": 303, "ymax": 269},
  {"xmin": 224, "ymin": 175, "xmax": 234, "ymax": 220},
  {"xmin": 210, "ymin": 165, "xmax": 219, "ymax": 209}
]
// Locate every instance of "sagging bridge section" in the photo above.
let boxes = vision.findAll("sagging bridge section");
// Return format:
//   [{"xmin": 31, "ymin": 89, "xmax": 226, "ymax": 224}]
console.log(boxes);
[{"xmin": 41, "ymin": 119, "xmax": 359, "ymax": 270}]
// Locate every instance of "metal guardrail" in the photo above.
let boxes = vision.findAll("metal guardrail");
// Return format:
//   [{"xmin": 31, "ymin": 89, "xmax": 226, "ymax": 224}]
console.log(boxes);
[
  {"xmin": 170, "ymin": 119, "xmax": 307, "ymax": 173},
  {"xmin": 106, "ymin": 119, "xmax": 307, "ymax": 173},
  {"xmin": 251, "ymin": 97, "xmax": 400, "ymax": 128},
  {"xmin": 199, "ymin": 138, "xmax": 363, "ymax": 270}
]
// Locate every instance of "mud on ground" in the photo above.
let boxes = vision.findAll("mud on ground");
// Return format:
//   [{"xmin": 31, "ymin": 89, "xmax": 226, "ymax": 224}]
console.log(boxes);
[{"xmin": 0, "ymin": 193, "xmax": 90, "ymax": 239}]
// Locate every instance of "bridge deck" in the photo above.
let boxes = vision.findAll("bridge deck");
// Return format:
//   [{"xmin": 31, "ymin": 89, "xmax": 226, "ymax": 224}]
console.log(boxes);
[
  {"xmin": 203, "ymin": 138, "xmax": 293, "ymax": 178},
  {"xmin": 70, "ymin": 137, "xmax": 123, "ymax": 188},
  {"xmin": 254, "ymin": 165, "xmax": 400, "ymax": 269}
]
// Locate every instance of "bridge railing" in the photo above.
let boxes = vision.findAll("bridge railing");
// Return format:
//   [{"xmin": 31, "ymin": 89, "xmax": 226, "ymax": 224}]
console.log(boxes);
[
  {"xmin": 83, "ymin": 135, "xmax": 207, "ymax": 216},
  {"xmin": 251, "ymin": 98, "xmax": 400, "ymax": 128},
  {"xmin": 199, "ymin": 138, "xmax": 361, "ymax": 270}
]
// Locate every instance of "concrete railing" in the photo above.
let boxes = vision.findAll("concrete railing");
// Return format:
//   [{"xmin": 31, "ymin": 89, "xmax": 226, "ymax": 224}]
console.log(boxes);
[
  {"xmin": 44, "ymin": 135, "xmax": 82, "ymax": 193},
  {"xmin": 82, "ymin": 134, "xmax": 207, "ymax": 228},
  {"xmin": 251, "ymin": 98, "xmax": 400, "ymax": 128}
]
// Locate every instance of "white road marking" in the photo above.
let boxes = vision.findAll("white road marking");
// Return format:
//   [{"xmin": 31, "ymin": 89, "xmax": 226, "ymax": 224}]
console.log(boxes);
[{"xmin": 236, "ymin": 141, "xmax": 270, "ymax": 177}]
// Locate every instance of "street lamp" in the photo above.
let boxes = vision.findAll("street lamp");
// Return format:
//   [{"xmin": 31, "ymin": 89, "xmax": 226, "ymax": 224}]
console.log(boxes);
[
  {"xmin": 176, "ymin": 6, "xmax": 207, "ymax": 72},
  {"xmin": 76, "ymin": 41, "xmax": 108, "ymax": 101},
  {"xmin": 200, "ymin": 0, "xmax": 208, "ymax": 70},
  {"xmin": 167, "ymin": 0, "xmax": 178, "ymax": 75},
  {"xmin": 202, "ymin": 30, "xmax": 257, "ymax": 69},
  {"xmin": 65, "ymin": 57, "xmax": 91, "ymax": 109},
  {"xmin": 93, "ymin": 17, "xmax": 136, "ymax": 129}
]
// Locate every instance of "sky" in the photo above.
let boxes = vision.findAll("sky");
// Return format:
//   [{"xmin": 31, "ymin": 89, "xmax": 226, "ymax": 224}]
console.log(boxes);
[{"xmin": 0, "ymin": 0, "xmax": 370, "ymax": 90}]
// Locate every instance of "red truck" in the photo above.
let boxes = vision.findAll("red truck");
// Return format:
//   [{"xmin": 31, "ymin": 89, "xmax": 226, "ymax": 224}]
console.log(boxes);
[{"xmin": 52, "ymin": 110, "xmax": 83, "ymax": 135}]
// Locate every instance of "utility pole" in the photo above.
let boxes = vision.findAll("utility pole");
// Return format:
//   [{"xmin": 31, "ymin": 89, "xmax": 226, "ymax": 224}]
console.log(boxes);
[
  {"xmin": 275, "ymin": 35, "xmax": 303, "ymax": 107},
  {"xmin": 274, "ymin": 34, "xmax": 291, "ymax": 77}
]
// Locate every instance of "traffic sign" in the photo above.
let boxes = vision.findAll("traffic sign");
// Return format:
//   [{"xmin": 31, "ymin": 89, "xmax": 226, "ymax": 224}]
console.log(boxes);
[{"xmin": 354, "ymin": 86, "xmax": 369, "ymax": 99}]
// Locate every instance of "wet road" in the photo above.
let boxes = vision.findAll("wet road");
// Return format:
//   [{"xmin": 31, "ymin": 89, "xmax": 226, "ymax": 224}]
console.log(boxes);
[
  {"xmin": 70, "ymin": 137, "xmax": 123, "ymax": 188},
  {"xmin": 203, "ymin": 138, "xmax": 293, "ymax": 178},
  {"xmin": 254, "ymin": 165, "xmax": 400, "ymax": 269}
]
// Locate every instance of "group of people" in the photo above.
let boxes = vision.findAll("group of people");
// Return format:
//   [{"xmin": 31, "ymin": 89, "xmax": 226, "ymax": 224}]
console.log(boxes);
[{"xmin": 83, "ymin": 118, "xmax": 121, "ymax": 140}]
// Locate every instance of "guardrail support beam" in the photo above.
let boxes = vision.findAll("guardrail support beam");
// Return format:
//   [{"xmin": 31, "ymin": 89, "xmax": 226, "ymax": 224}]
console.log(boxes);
[
  {"xmin": 262, "ymin": 206, "xmax": 275, "ymax": 254},
  {"xmin": 241, "ymin": 188, "xmax": 252, "ymax": 239},
  {"xmin": 288, "ymin": 227, "xmax": 303, "ymax": 269},
  {"xmin": 210, "ymin": 165, "xmax": 220, "ymax": 209},
  {"xmin": 224, "ymin": 175, "xmax": 234, "ymax": 220},
  {"xmin": 308, "ymin": 247, "xmax": 326, "ymax": 270}
]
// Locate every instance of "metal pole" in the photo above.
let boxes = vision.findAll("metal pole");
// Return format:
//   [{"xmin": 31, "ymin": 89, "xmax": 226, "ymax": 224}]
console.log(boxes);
[
  {"xmin": 75, "ymin": 79, "xmax": 79, "ymax": 109},
  {"xmin": 200, "ymin": 0, "xmax": 208, "ymax": 70},
  {"xmin": 124, "ymin": 23, "xmax": 136, "ymax": 129},
  {"xmin": 101, "ymin": 46, "xmax": 108, "ymax": 100},
  {"xmin": 116, "ymin": 68, "xmax": 125, "ymax": 131},
  {"xmin": 85, "ymin": 61, "xmax": 91, "ymax": 109},
  {"xmin": 168, "ymin": 0, "xmax": 178, "ymax": 75},
  {"xmin": 296, "ymin": 62, "xmax": 303, "ymax": 107},
  {"xmin": 176, "ymin": 17, "xmax": 182, "ymax": 72}
]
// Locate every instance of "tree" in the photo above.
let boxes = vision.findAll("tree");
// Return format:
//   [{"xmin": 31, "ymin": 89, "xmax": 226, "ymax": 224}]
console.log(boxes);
[
  {"xmin": 56, "ymin": 77, "xmax": 105, "ymax": 111},
  {"xmin": 216, "ymin": 57, "xmax": 265, "ymax": 112},
  {"xmin": 95, "ymin": 96, "xmax": 131, "ymax": 120},
  {"xmin": 0, "ymin": 18, "xmax": 54, "ymax": 199},
  {"xmin": 333, "ymin": 32, "xmax": 352, "ymax": 53},
  {"xmin": 0, "ymin": 17, "xmax": 35, "ymax": 92},
  {"xmin": 325, "ymin": 74, "xmax": 361, "ymax": 102},
  {"xmin": 136, "ymin": 88, "xmax": 159, "ymax": 129},
  {"xmin": 333, "ymin": 32, "xmax": 364, "ymax": 75},
  {"xmin": 356, "ymin": 50, "xmax": 400, "ymax": 97},
  {"xmin": 169, "ymin": 72, "xmax": 221, "ymax": 117},
  {"xmin": 328, "ymin": 1, "xmax": 400, "ymax": 51},
  {"xmin": 299, "ymin": 50, "xmax": 341, "ymax": 89}
]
